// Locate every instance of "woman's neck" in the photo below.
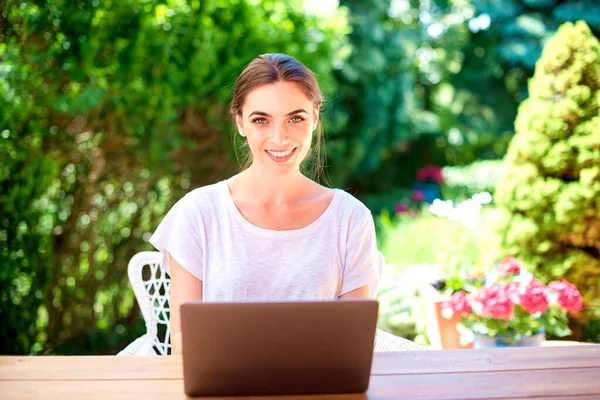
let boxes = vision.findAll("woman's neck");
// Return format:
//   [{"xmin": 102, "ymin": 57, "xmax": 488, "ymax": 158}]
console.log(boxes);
[{"xmin": 229, "ymin": 164, "xmax": 310, "ymax": 205}]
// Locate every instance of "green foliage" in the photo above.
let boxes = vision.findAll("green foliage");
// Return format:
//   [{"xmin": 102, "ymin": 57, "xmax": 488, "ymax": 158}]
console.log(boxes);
[
  {"xmin": 406, "ymin": 0, "xmax": 516, "ymax": 165},
  {"xmin": 494, "ymin": 21, "xmax": 600, "ymax": 330},
  {"xmin": 0, "ymin": 124, "xmax": 58, "ymax": 354},
  {"xmin": 471, "ymin": 0, "xmax": 600, "ymax": 70},
  {"xmin": 325, "ymin": 0, "xmax": 421, "ymax": 189},
  {"xmin": 0, "ymin": 0, "xmax": 346, "ymax": 355},
  {"xmin": 438, "ymin": 0, "xmax": 600, "ymax": 165},
  {"xmin": 441, "ymin": 160, "xmax": 505, "ymax": 202}
]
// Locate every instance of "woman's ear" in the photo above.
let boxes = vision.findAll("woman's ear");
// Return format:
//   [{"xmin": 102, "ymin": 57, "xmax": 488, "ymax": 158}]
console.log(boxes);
[
  {"xmin": 235, "ymin": 115, "xmax": 245, "ymax": 137},
  {"xmin": 312, "ymin": 106, "xmax": 320, "ymax": 131}
]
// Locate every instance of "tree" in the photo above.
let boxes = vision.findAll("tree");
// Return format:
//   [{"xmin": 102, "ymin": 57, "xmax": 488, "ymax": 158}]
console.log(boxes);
[
  {"xmin": 494, "ymin": 21, "xmax": 600, "ymax": 334},
  {"xmin": 326, "ymin": 0, "xmax": 421, "ymax": 191}
]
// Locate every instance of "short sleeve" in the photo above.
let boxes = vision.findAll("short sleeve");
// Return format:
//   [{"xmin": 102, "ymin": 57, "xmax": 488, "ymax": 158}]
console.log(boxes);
[
  {"xmin": 149, "ymin": 193, "xmax": 203, "ymax": 280},
  {"xmin": 340, "ymin": 206, "xmax": 384, "ymax": 297}
]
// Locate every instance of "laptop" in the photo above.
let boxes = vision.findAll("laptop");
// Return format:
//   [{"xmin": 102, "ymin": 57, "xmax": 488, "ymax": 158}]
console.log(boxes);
[{"xmin": 180, "ymin": 299, "xmax": 379, "ymax": 397}]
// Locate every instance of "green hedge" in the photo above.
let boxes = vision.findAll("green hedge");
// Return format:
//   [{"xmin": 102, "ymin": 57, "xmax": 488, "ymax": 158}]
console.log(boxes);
[{"xmin": 0, "ymin": 0, "xmax": 345, "ymax": 355}]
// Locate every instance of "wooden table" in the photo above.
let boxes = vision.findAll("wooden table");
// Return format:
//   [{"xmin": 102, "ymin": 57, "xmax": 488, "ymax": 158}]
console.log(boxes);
[{"xmin": 1, "ymin": 345, "xmax": 599, "ymax": 399}]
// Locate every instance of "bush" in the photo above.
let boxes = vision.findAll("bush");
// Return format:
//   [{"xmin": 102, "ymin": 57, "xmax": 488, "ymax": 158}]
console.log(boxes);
[
  {"xmin": 0, "ymin": 0, "xmax": 345, "ymax": 355},
  {"xmin": 494, "ymin": 21, "xmax": 600, "ymax": 333}
]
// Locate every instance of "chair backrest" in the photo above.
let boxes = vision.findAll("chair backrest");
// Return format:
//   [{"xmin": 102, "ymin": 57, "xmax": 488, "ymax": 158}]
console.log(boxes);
[{"xmin": 128, "ymin": 251, "xmax": 171, "ymax": 355}]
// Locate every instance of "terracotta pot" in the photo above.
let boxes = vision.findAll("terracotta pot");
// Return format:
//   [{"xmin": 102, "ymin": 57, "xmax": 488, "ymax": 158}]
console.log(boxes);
[{"xmin": 417, "ymin": 283, "xmax": 473, "ymax": 349}]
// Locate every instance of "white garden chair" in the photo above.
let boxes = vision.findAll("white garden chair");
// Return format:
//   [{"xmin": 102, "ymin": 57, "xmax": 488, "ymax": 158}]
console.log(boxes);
[{"xmin": 118, "ymin": 251, "xmax": 427, "ymax": 356}]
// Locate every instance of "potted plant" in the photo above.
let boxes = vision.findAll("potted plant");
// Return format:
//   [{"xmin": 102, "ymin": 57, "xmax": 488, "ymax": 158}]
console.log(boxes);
[
  {"xmin": 441, "ymin": 257, "xmax": 583, "ymax": 348},
  {"xmin": 418, "ymin": 280, "xmax": 473, "ymax": 349}
]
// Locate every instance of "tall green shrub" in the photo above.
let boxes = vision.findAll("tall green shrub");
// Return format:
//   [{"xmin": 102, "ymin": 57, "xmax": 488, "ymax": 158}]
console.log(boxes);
[{"xmin": 494, "ymin": 21, "xmax": 600, "ymax": 330}]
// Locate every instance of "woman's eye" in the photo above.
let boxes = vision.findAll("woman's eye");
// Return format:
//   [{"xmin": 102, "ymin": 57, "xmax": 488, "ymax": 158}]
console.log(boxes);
[
  {"xmin": 252, "ymin": 118, "xmax": 267, "ymax": 125},
  {"xmin": 289, "ymin": 116, "xmax": 304, "ymax": 123}
]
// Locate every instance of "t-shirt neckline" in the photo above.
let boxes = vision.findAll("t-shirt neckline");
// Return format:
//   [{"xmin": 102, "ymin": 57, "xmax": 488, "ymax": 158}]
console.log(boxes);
[{"xmin": 218, "ymin": 180, "xmax": 340, "ymax": 237}]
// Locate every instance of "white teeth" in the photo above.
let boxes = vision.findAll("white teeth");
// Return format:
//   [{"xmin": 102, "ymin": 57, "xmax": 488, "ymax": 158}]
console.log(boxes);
[{"xmin": 267, "ymin": 149, "xmax": 293, "ymax": 157}]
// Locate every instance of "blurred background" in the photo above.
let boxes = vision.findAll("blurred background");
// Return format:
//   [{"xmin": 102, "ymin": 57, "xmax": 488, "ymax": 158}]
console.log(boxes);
[{"xmin": 1, "ymin": 0, "xmax": 599, "ymax": 355}]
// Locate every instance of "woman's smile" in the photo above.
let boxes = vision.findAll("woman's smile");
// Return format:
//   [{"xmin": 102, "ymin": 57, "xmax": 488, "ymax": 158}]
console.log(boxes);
[{"xmin": 265, "ymin": 147, "xmax": 297, "ymax": 162}]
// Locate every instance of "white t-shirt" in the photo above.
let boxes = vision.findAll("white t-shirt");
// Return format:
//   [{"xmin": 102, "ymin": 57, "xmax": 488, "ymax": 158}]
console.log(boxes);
[{"xmin": 149, "ymin": 180, "xmax": 384, "ymax": 301}]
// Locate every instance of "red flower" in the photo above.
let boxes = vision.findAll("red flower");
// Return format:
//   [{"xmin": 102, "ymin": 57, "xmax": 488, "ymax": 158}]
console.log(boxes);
[
  {"xmin": 416, "ymin": 168, "xmax": 429, "ymax": 182},
  {"xmin": 443, "ymin": 290, "xmax": 472, "ymax": 316},
  {"xmin": 519, "ymin": 278, "xmax": 549, "ymax": 314},
  {"xmin": 416, "ymin": 165, "xmax": 444, "ymax": 184},
  {"xmin": 477, "ymin": 283, "xmax": 515, "ymax": 321},
  {"xmin": 394, "ymin": 202, "xmax": 409, "ymax": 214},
  {"xmin": 430, "ymin": 168, "xmax": 444, "ymax": 184},
  {"xmin": 548, "ymin": 280, "xmax": 583, "ymax": 313},
  {"xmin": 411, "ymin": 190, "xmax": 425, "ymax": 202},
  {"xmin": 498, "ymin": 257, "xmax": 522, "ymax": 276}
]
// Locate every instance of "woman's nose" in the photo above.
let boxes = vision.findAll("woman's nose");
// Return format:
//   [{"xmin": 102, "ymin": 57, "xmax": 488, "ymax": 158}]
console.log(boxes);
[{"xmin": 271, "ymin": 124, "xmax": 289, "ymax": 145}]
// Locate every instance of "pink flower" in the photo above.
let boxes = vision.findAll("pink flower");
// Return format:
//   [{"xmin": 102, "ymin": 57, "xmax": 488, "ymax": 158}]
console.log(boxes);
[
  {"xmin": 477, "ymin": 283, "xmax": 515, "ymax": 321},
  {"xmin": 498, "ymin": 257, "xmax": 522, "ymax": 276},
  {"xmin": 416, "ymin": 168, "xmax": 428, "ymax": 182},
  {"xmin": 430, "ymin": 167, "xmax": 444, "ymax": 184},
  {"xmin": 416, "ymin": 165, "xmax": 444, "ymax": 184},
  {"xmin": 411, "ymin": 190, "xmax": 425, "ymax": 202},
  {"xmin": 394, "ymin": 202, "xmax": 409, "ymax": 214},
  {"xmin": 519, "ymin": 278, "xmax": 549, "ymax": 314},
  {"xmin": 548, "ymin": 280, "xmax": 583, "ymax": 313},
  {"xmin": 443, "ymin": 290, "xmax": 472, "ymax": 316}
]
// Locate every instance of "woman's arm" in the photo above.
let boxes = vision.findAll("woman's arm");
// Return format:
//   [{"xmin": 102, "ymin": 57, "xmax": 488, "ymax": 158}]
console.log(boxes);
[
  {"xmin": 169, "ymin": 252, "xmax": 203, "ymax": 355},
  {"xmin": 339, "ymin": 285, "xmax": 371, "ymax": 299},
  {"xmin": 337, "ymin": 203, "xmax": 383, "ymax": 299}
]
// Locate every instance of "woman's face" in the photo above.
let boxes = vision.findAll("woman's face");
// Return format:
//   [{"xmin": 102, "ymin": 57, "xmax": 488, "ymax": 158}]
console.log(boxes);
[{"xmin": 236, "ymin": 81, "xmax": 319, "ymax": 176}]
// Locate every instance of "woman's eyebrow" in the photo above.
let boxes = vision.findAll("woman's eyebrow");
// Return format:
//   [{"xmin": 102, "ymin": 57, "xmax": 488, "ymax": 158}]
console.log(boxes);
[
  {"xmin": 248, "ymin": 109, "xmax": 308, "ymax": 118},
  {"xmin": 286, "ymin": 109, "xmax": 308, "ymax": 115},
  {"xmin": 248, "ymin": 111, "xmax": 270, "ymax": 118}
]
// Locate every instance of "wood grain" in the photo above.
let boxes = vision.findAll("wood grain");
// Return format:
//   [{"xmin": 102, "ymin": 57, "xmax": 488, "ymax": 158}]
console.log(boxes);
[
  {"xmin": 372, "ymin": 344, "xmax": 600, "ymax": 375},
  {"xmin": 366, "ymin": 367, "xmax": 600, "ymax": 400},
  {"xmin": 2, "ymin": 368, "xmax": 600, "ymax": 400},
  {"xmin": 1, "ymin": 346, "xmax": 599, "ymax": 399},
  {"xmin": 2, "ymin": 345, "xmax": 598, "ymax": 381},
  {"xmin": 0, "ymin": 380, "xmax": 372, "ymax": 400},
  {"xmin": 491, "ymin": 397, "xmax": 600, "ymax": 400},
  {"xmin": 0, "ymin": 380, "xmax": 187, "ymax": 400},
  {"xmin": 0, "ymin": 355, "xmax": 183, "ymax": 381}
]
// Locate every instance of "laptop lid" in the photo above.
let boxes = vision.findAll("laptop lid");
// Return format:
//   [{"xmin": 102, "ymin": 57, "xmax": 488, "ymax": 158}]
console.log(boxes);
[{"xmin": 180, "ymin": 299, "xmax": 379, "ymax": 397}]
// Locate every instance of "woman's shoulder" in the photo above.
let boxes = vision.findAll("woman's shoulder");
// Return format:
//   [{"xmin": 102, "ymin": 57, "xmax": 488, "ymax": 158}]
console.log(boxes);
[
  {"xmin": 331, "ymin": 187, "xmax": 373, "ymax": 222},
  {"xmin": 176, "ymin": 180, "xmax": 227, "ymax": 213}
]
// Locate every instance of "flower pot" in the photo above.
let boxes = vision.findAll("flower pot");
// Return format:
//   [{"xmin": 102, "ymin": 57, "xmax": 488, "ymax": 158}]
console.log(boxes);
[
  {"xmin": 418, "ymin": 283, "xmax": 472, "ymax": 349},
  {"xmin": 473, "ymin": 331, "xmax": 546, "ymax": 349}
]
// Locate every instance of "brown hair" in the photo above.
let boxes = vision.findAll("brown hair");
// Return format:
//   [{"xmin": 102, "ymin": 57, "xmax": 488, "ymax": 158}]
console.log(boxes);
[{"xmin": 229, "ymin": 53, "xmax": 327, "ymax": 184}]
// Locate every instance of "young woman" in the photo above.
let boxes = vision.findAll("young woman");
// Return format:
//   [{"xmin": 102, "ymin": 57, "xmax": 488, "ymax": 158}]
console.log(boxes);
[{"xmin": 150, "ymin": 53, "xmax": 384, "ymax": 355}]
